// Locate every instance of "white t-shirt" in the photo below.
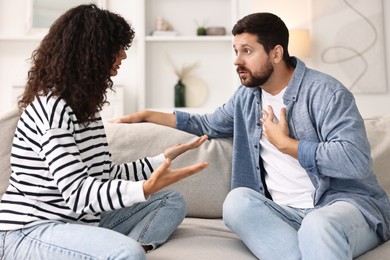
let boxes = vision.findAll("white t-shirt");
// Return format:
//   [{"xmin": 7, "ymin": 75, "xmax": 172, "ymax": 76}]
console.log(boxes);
[{"xmin": 260, "ymin": 88, "xmax": 315, "ymax": 208}]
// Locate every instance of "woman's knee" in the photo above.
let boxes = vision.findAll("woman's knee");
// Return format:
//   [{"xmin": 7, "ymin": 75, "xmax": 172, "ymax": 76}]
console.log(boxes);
[
  {"xmin": 113, "ymin": 239, "xmax": 146, "ymax": 260},
  {"xmin": 158, "ymin": 190, "xmax": 187, "ymax": 220}
]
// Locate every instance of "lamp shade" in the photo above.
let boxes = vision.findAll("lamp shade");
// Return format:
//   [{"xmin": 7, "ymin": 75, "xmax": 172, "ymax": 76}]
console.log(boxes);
[{"xmin": 289, "ymin": 29, "xmax": 311, "ymax": 58}]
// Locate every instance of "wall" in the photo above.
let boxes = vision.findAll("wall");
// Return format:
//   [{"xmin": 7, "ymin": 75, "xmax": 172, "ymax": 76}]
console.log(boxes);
[
  {"xmin": 251, "ymin": 0, "xmax": 390, "ymax": 118},
  {"xmin": 0, "ymin": 0, "xmax": 389, "ymax": 118},
  {"xmin": 0, "ymin": 0, "xmax": 139, "ymax": 116}
]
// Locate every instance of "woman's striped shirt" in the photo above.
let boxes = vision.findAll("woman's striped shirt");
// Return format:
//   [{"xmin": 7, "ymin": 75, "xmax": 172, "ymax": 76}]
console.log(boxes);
[{"xmin": 0, "ymin": 94, "xmax": 164, "ymax": 230}]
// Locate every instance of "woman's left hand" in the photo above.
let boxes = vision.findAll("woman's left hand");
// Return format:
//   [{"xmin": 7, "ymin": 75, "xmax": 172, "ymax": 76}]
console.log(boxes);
[{"xmin": 163, "ymin": 135, "xmax": 208, "ymax": 160}]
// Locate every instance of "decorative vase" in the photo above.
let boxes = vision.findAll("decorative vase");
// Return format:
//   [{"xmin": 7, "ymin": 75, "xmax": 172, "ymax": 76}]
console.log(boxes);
[
  {"xmin": 174, "ymin": 80, "xmax": 186, "ymax": 107},
  {"xmin": 197, "ymin": 27, "xmax": 206, "ymax": 36}
]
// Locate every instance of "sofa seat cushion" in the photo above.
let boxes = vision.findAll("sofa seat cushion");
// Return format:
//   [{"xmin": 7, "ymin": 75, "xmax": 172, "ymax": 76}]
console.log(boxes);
[{"xmin": 148, "ymin": 218, "xmax": 257, "ymax": 260}]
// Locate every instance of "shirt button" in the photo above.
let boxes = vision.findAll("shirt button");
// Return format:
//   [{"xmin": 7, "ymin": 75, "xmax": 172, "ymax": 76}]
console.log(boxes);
[
  {"xmin": 256, "ymin": 122, "xmax": 260, "ymax": 126},
  {"xmin": 254, "ymin": 145, "xmax": 258, "ymax": 149},
  {"xmin": 256, "ymin": 166, "xmax": 260, "ymax": 170}
]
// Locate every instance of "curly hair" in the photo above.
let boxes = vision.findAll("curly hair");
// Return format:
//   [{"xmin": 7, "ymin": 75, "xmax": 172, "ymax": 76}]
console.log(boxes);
[{"xmin": 19, "ymin": 4, "xmax": 135, "ymax": 124}]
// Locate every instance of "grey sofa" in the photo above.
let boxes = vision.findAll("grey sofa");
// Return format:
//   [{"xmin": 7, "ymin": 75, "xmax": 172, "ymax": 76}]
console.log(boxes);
[{"xmin": 1, "ymin": 107, "xmax": 389, "ymax": 259}]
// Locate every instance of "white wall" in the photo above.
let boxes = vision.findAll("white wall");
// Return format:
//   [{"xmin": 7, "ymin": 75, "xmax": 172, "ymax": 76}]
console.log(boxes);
[
  {"xmin": 250, "ymin": 0, "xmax": 390, "ymax": 118},
  {"xmin": 0, "ymin": 0, "xmax": 389, "ymax": 118}
]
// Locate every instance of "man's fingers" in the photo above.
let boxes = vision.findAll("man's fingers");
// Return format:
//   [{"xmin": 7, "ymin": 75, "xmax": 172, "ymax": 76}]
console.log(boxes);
[
  {"xmin": 280, "ymin": 107, "xmax": 286, "ymax": 118},
  {"xmin": 279, "ymin": 107, "xmax": 288, "ymax": 126}
]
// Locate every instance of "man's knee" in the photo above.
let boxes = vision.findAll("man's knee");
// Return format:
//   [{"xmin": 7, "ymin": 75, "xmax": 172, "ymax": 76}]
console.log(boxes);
[
  {"xmin": 298, "ymin": 207, "xmax": 344, "ymax": 242},
  {"xmin": 223, "ymin": 187, "xmax": 266, "ymax": 227}
]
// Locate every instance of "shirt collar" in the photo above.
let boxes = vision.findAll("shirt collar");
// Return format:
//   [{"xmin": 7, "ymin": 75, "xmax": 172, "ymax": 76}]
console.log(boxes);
[{"xmin": 284, "ymin": 56, "xmax": 307, "ymax": 102}]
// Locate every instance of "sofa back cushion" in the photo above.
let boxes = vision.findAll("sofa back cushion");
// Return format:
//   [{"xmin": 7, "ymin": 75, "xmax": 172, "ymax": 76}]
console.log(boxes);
[
  {"xmin": 1, "ymin": 108, "xmax": 390, "ymax": 218},
  {"xmin": 0, "ymin": 108, "xmax": 232, "ymax": 218},
  {"xmin": 364, "ymin": 116, "xmax": 390, "ymax": 196},
  {"xmin": 104, "ymin": 122, "xmax": 233, "ymax": 218}
]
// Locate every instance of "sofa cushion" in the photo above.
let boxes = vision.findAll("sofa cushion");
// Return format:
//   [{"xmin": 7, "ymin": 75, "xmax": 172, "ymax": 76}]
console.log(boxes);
[
  {"xmin": 148, "ymin": 218, "xmax": 257, "ymax": 260},
  {"xmin": 0, "ymin": 108, "xmax": 21, "ymax": 198},
  {"xmin": 364, "ymin": 116, "xmax": 390, "ymax": 196},
  {"xmin": 104, "ymin": 122, "xmax": 233, "ymax": 218},
  {"xmin": 1, "ymin": 109, "xmax": 389, "ymax": 218}
]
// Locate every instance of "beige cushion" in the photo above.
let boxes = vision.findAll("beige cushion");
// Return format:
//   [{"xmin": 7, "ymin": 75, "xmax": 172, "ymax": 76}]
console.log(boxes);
[
  {"xmin": 0, "ymin": 109, "xmax": 232, "ymax": 218},
  {"xmin": 0, "ymin": 108, "xmax": 21, "ymax": 198},
  {"xmin": 1, "ymin": 108, "xmax": 390, "ymax": 218},
  {"xmin": 1, "ymin": 108, "xmax": 390, "ymax": 259},
  {"xmin": 148, "ymin": 218, "xmax": 257, "ymax": 260},
  {"xmin": 364, "ymin": 116, "xmax": 390, "ymax": 196},
  {"xmin": 104, "ymin": 122, "xmax": 233, "ymax": 218}
]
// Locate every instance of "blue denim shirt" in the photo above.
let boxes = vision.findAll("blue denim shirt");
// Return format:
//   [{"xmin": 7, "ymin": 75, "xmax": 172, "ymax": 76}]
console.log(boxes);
[{"xmin": 175, "ymin": 57, "xmax": 390, "ymax": 241}]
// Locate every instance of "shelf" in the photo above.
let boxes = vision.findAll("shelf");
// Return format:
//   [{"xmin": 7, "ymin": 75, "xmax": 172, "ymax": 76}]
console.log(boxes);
[
  {"xmin": 0, "ymin": 0, "xmax": 244, "ymax": 115},
  {"xmin": 140, "ymin": 0, "xmax": 238, "ymax": 111},
  {"xmin": 0, "ymin": 34, "xmax": 43, "ymax": 41},
  {"xmin": 146, "ymin": 106, "xmax": 216, "ymax": 115},
  {"xmin": 145, "ymin": 35, "xmax": 232, "ymax": 42}
]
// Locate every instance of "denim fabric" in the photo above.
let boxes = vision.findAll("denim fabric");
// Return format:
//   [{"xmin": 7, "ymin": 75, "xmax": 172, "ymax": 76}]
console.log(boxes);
[
  {"xmin": 0, "ymin": 190, "xmax": 185, "ymax": 259},
  {"xmin": 0, "ymin": 223, "xmax": 145, "ymax": 260},
  {"xmin": 99, "ymin": 190, "xmax": 186, "ymax": 250},
  {"xmin": 223, "ymin": 187, "xmax": 381, "ymax": 260},
  {"xmin": 175, "ymin": 57, "xmax": 390, "ymax": 241}
]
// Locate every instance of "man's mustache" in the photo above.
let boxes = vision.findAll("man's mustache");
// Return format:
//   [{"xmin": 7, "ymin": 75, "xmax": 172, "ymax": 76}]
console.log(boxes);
[{"xmin": 236, "ymin": 66, "xmax": 249, "ymax": 73}]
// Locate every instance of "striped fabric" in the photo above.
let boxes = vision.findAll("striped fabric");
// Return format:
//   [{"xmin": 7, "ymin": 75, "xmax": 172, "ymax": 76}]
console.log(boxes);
[{"xmin": 0, "ymin": 93, "xmax": 164, "ymax": 231}]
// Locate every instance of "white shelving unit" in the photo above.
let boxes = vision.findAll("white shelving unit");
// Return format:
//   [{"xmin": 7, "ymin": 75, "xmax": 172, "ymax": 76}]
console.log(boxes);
[
  {"xmin": 137, "ymin": 0, "xmax": 240, "ymax": 113},
  {"xmin": 0, "ymin": 0, "xmax": 246, "ymax": 115}
]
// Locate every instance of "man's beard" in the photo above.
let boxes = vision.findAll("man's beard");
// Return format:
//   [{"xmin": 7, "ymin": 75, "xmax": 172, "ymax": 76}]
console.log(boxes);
[{"xmin": 237, "ymin": 63, "xmax": 273, "ymax": 88}]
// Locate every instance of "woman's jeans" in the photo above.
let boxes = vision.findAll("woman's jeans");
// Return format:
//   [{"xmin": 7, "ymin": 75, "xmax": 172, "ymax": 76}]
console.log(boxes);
[
  {"xmin": 223, "ymin": 187, "xmax": 381, "ymax": 260},
  {"xmin": 0, "ymin": 190, "xmax": 185, "ymax": 260}
]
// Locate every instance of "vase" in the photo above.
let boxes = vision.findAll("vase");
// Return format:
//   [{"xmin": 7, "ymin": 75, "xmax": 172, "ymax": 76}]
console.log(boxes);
[{"xmin": 174, "ymin": 80, "xmax": 186, "ymax": 107}]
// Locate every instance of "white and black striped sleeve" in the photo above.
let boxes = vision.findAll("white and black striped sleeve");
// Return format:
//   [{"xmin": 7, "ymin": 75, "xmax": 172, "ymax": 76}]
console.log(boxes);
[
  {"xmin": 109, "ymin": 154, "xmax": 166, "ymax": 181},
  {"xmin": 39, "ymin": 127, "xmax": 148, "ymax": 213}
]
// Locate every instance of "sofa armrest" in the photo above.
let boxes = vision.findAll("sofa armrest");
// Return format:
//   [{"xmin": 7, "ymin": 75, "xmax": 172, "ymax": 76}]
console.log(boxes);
[
  {"xmin": 364, "ymin": 116, "xmax": 390, "ymax": 196},
  {"xmin": 0, "ymin": 108, "xmax": 21, "ymax": 199}
]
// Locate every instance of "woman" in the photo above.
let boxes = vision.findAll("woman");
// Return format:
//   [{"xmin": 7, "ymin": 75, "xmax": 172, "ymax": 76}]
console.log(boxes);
[{"xmin": 0, "ymin": 4, "xmax": 208, "ymax": 260}]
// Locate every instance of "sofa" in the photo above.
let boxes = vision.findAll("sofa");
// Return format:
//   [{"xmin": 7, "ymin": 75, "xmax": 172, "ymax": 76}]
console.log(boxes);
[{"xmin": 1, "ymin": 107, "xmax": 390, "ymax": 259}]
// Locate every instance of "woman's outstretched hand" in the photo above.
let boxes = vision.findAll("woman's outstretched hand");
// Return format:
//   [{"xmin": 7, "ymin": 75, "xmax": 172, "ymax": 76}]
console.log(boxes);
[
  {"xmin": 164, "ymin": 135, "xmax": 208, "ymax": 160},
  {"xmin": 143, "ymin": 135, "xmax": 209, "ymax": 196},
  {"xmin": 143, "ymin": 158, "xmax": 208, "ymax": 196}
]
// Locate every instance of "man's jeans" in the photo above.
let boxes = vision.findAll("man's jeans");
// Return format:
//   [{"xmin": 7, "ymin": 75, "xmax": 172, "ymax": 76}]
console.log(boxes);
[
  {"xmin": 0, "ymin": 190, "xmax": 185, "ymax": 260},
  {"xmin": 223, "ymin": 187, "xmax": 381, "ymax": 260}
]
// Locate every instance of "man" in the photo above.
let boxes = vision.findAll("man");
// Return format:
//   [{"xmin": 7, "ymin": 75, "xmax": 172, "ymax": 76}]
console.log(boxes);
[{"xmin": 112, "ymin": 13, "xmax": 390, "ymax": 259}]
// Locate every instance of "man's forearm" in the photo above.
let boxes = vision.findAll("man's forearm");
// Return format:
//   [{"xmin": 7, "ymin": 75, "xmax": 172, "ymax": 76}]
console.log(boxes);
[{"xmin": 141, "ymin": 110, "xmax": 176, "ymax": 128}]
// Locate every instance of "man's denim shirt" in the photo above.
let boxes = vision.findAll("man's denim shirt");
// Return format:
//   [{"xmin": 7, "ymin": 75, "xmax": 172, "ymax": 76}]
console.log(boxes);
[{"xmin": 175, "ymin": 57, "xmax": 390, "ymax": 241}]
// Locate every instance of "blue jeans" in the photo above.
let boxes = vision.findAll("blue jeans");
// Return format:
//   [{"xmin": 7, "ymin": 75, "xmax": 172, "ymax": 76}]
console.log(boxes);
[
  {"xmin": 0, "ymin": 190, "xmax": 185, "ymax": 260},
  {"xmin": 223, "ymin": 187, "xmax": 381, "ymax": 260}
]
